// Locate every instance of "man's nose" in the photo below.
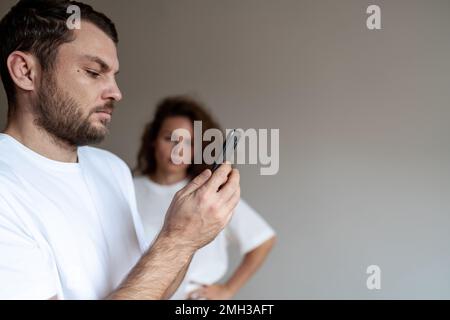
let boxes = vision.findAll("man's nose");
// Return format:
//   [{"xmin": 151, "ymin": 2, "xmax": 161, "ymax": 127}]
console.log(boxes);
[{"xmin": 104, "ymin": 80, "xmax": 123, "ymax": 102}]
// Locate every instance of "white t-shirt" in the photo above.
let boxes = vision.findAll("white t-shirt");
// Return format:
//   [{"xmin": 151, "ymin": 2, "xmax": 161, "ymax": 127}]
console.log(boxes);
[
  {"xmin": 0, "ymin": 133, "xmax": 147, "ymax": 299},
  {"xmin": 133, "ymin": 176, "xmax": 275, "ymax": 300}
]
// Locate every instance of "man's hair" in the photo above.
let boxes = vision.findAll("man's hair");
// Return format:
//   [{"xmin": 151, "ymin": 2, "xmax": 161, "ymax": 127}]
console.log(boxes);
[{"xmin": 0, "ymin": 0, "xmax": 118, "ymax": 116}]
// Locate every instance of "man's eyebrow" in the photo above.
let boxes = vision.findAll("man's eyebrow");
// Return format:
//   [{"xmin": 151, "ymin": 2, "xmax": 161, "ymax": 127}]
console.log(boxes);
[{"xmin": 83, "ymin": 55, "xmax": 119, "ymax": 74}]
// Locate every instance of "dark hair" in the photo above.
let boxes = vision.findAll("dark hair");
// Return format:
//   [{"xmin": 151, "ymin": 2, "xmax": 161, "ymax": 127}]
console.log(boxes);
[
  {"xmin": 0, "ymin": 0, "xmax": 118, "ymax": 116},
  {"xmin": 135, "ymin": 95, "xmax": 222, "ymax": 179}
]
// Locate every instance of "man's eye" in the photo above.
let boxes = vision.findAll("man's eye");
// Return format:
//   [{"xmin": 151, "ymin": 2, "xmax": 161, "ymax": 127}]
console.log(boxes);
[{"xmin": 86, "ymin": 70, "xmax": 101, "ymax": 78}]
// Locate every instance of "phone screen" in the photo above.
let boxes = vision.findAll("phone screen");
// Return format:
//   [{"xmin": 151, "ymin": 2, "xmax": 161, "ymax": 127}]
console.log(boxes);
[{"xmin": 211, "ymin": 129, "xmax": 241, "ymax": 172}]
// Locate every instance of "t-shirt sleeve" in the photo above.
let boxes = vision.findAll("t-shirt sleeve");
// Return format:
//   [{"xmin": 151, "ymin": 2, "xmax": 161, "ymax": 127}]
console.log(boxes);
[
  {"xmin": 0, "ymin": 196, "xmax": 57, "ymax": 299},
  {"xmin": 226, "ymin": 199, "xmax": 276, "ymax": 255}
]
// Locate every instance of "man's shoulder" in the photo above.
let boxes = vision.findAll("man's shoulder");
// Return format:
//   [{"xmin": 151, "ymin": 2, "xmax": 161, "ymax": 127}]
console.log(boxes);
[
  {"xmin": 80, "ymin": 146, "xmax": 126, "ymax": 165},
  {"xmin": 0, "ymin": 160, "xmax": 26, "ymax": 212},
  {"xmin": 79, "ymin": 146, "xmax": 131, "ymax": 176},
  {"xmin": 0, "ymin": 158, "xmax": 22, "ymax": 186}
]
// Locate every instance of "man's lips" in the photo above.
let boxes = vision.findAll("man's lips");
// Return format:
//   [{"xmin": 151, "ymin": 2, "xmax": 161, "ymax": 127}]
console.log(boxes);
[
  {"xmin": 93, "ymin": 108, "xmax": 113, "ymax": 123},
  {"xmin": 95, "ymin": 109, "xmax": 113, "ymax": 115}
]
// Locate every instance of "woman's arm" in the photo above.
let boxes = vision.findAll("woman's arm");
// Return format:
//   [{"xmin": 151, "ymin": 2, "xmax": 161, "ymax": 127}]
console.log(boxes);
[{"xmin": 187, "ymin": 236, "xmax": 276, "ymax": 300}]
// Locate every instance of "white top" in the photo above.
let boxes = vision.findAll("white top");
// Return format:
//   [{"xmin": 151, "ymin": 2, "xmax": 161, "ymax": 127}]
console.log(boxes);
[
  {"xmin": 133, "ymin": 176, "xmax": 276, "ymax": 299},
  {"xmin": 0, "ymin": 133, "xmax": 147, "ymax": 300}
]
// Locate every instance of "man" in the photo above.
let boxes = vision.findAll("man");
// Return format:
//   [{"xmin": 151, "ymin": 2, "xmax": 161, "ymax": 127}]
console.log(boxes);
[{"xmin": 0, "ymin": 0, "xmax": 240, "ymax": 299}]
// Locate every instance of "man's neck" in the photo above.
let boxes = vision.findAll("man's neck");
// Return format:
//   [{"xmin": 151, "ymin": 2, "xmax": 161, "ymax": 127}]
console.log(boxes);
[{"xmin": 4, "ymin": 113, "xmax": 78, "ymax": 163}]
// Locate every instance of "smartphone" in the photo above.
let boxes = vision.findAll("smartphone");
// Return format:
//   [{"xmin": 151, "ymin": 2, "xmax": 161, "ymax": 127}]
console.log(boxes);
[{"xmin": 211, "ymin": 129, "xmax": 241, "ymax": 172}]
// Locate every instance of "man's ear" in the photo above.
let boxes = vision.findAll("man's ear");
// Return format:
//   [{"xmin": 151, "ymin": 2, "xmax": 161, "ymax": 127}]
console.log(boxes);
[{"xmin": 6, "ymin": 51, "xmax": 39, "ymax": 93}]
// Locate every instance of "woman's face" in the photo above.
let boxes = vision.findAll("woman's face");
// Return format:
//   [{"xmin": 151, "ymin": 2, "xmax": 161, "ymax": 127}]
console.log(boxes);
[{"xmin": 153, "ymin": 116, "xmax": 194, "ymax": 175}]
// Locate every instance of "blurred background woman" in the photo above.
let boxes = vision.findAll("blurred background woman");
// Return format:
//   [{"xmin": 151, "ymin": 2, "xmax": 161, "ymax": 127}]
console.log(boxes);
[{"xmin": 133, "ymin": 95, "xmax": 276, "ymax": 299}]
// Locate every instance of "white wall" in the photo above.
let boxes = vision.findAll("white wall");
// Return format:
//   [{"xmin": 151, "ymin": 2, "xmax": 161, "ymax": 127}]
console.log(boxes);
[{"xmin": 1, "ymin": 0, "xmax": 450, "ymax": 298}]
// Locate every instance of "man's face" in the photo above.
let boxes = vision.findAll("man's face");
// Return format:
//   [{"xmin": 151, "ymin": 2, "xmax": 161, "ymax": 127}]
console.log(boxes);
[{"xmin": 34, "ymin": 22, "xmax": 122, "ymax": 146}]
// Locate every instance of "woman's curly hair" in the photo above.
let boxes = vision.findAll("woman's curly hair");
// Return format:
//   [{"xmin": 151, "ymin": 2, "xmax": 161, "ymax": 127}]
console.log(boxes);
[{"xmin": 134, "ymin": 95, "xmax": 222, "ymax": 179}]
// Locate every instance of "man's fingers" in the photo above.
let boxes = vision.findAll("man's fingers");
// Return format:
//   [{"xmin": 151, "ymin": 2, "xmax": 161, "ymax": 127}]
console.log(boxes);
[
  {"xmin": 180, "ymin": 169, "xmax": 212, "ymax": 195},
  {"xmin": 217, "ymin": 169, "xmax": 240, "ymax": 203},
  {"xmin": 222, "ymin": 187, "xmax": 241, "ymax": 219},
  {"xmin": 204, "ymin": 163, "xmax": 232, "ymax": 192}
]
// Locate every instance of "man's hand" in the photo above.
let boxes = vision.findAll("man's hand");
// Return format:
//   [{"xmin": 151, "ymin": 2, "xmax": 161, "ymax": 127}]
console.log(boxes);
[
  {"xmin": 109, "ymin": 163, "xmax": 240, "ymax": 299},
  {"xmin": 161, "ymin": 163, "xmax": 241, "ymax": 251}
]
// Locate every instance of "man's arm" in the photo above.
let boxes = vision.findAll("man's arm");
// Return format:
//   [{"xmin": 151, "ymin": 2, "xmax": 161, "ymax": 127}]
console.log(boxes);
[
  {"xmin": 108, "ymin": 164, "xmax": 240, "ymax": 300},
  {"xmin": 161, "ymin": 255, "xmax": 192, "ymax": 299},
  {"xmin": 108, "ymin": 233, "xmax": 193, "ymax": 300}
]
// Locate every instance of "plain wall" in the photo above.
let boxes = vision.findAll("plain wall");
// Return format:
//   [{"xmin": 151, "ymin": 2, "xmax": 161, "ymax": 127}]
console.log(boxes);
[{"xmin": 1, "ymin": 0, "xmax": 450, "ymax": 299}]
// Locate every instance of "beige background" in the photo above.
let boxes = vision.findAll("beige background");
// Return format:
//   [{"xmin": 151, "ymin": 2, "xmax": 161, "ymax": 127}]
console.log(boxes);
[{"xmin": 1, "ymin": 0, "xmax": 450, "ymax": 298}]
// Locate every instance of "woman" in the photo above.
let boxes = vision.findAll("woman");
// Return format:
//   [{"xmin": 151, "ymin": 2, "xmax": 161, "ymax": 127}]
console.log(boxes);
[{"xmin": 133, "ymin": 95, "xmax": 276, "ymax": 300}]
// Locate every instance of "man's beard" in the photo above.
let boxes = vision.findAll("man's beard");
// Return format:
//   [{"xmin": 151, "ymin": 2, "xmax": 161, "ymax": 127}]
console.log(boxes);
[{"xmin": 34, "ymin": 73, "xmax": 113, "ymax": 147}]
